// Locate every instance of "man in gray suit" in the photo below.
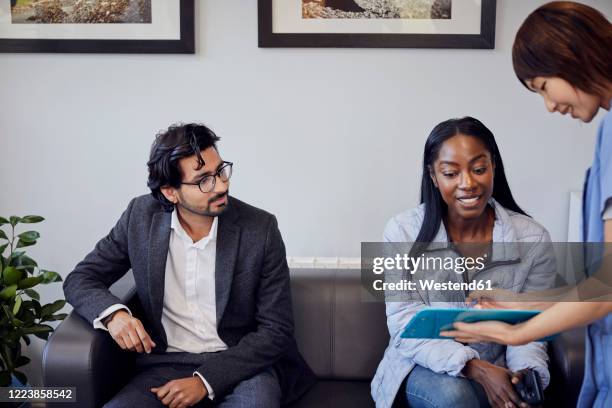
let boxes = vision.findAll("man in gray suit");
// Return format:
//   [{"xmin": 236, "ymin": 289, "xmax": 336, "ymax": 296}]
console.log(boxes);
[{"xmin": 63, "ymin": 123, "xmax": 315, "ymax": 407}]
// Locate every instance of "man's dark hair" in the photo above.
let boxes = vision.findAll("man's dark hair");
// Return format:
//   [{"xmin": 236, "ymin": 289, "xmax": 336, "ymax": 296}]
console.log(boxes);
[{"xmin": 147, "ymin": 123, "xmax": 220, "ymax": 211}]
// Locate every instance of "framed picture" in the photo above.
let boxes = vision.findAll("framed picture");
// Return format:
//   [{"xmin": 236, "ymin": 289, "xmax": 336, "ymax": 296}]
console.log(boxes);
[
  {"xmin": 259, "ymin": 0, "xmax": 496, "ymax": 49},
  {"xmin": 0, "ymin": 0, "xmax": 194, "ymax": 53}
]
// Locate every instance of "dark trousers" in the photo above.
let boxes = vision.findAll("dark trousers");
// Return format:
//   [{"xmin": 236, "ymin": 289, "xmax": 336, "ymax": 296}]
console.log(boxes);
[{"xmin": 104, "ymin": 361, "xmax": 281, "ymax": 408}]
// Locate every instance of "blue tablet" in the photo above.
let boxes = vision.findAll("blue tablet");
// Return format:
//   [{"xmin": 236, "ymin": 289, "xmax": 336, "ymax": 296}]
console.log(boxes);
[{"xmin": 400, "ymin": 308, "xmax": 556, "ymax": 342}]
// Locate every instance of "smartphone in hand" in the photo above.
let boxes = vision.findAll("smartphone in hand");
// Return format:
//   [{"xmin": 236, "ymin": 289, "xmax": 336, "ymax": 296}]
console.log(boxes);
[{"xmin": 514, "ymin": 369, "xmax": 544, "ymax": 405}]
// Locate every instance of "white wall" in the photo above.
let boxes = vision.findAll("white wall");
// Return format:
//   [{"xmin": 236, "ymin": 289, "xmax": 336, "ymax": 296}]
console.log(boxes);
[{"xmin": 1, "ymin": 0, "xmax": 610, "ymax": 385}]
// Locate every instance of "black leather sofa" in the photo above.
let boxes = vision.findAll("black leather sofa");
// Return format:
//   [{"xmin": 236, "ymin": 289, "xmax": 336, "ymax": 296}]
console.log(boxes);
[{"xmin": 43, "ymin": 268, "xmax": 586, "ymax": 407}]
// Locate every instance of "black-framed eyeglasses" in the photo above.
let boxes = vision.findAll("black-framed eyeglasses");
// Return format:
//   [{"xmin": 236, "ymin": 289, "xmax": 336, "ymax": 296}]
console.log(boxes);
[{"xmin": 181, "ymin": 161, "xmax": 233, "ymax": 193}]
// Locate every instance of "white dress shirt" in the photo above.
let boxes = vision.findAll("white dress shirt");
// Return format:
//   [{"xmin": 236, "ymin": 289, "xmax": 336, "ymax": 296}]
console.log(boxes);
[{"xmin": 94, "ymin": 210, "xmax": 227, "ymax": 399}]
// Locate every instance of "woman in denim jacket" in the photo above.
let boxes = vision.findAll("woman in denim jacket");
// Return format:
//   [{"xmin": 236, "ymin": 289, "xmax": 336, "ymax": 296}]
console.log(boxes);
[{"xmin": 371, "ymin": 117, "xmax": 556, "ymax": 408}]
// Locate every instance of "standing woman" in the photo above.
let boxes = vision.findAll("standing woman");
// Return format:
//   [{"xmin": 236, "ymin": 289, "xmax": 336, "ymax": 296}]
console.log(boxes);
[{"xmin": 441, "ymin": 2, "xmax": 612, "ymax": 408}]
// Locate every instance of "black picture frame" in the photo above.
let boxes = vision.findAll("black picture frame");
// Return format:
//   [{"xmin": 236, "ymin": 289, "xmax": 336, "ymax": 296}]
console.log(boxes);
[
  {"xmin": 259, "ymin": 0, "xmax": 496, "ymax": 49},
  {"xmin": 0, "ymin": 0, "xmax": 195, "ymax": 53}
]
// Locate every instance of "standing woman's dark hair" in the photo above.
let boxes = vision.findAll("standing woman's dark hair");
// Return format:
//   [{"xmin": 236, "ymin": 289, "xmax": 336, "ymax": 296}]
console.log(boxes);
[
  {"xmin": 414, "ymin": 117, "xmax": 527, "ymax": 247},
  {"xmin": 512, "ymin": 1, "xmax": 612, "ymax": 96}
]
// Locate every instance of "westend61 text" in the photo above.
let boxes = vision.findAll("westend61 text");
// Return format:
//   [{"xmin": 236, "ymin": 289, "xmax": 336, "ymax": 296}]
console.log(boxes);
[{"xmin": 372, "ymin": 279, "xmax": 493, "ymax": 292}]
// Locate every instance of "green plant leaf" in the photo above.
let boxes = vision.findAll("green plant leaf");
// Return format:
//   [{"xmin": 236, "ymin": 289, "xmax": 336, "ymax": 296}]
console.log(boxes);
[
  {"xmin": 15, "ymin": 255, "xmax": 36, "ymax": 274},
  {"xmin": 20, "ymin": 216, "xmax": 44, "ymax": 224},
  {"xmin": 19, "ymin": 256, "xmax": 37, "ymax": 268},
  {"xmin": 8, "ymin": 251, "xmax": 25, "ymax": 265},
  {"xmin": 0, "ymin": 230, "xmax": 7, "ymax": 241},
  {"xmin": 0, "ymin": 285, "xmax": 17, "ymax": 300},
  {"xmin": 22, "ymin": 324, "xmax": 53, "ymax": 335},
  {"xmin": 0, "ymin": 217, "xmax": 9, "ymax": 226},
  {"xmin": 12, "ymin": 317, "xmax": 23, "ymax": 328},
  {"xmin": 0, "ymin": 335, "xmax": 19, "ymax": 349},
  {"xmin": 18, "ymin": 314, "xmax": 34, "ymax": 328},
  {"xmin": 17, "ymin": 276, "xmax": 43, "ymax": 290},
  {"xmin": 24, "ymin": 289, "xmax": 39, "ymax": 301},
  {"xmin": 41, "ymin": 300, "xmax": 66, "ymax": 318},
  {"xmin": 1, "ymin": 344, "xmax": 13, "ymax": 371},
  {"xmin": 41, "ymin": 313, "xmax": 67, "ymax": 322},
  {"xmin": 13, "ymin": 370, "xmax": 27, "ymax": 386},
  {"xmin": 2, "ymin": 266, "xmax": 22, "ymax": 285},
  {"xmin": 17, "ymin": 231, "xmax": 40, "ymax": 243},
  {"xmin": 19, "ymin": 309, "xmax": 35, "ymax": 326},
  {"xmin": 16, "ymin": 240, "xmax": 36, "ymax": 249},
  {"xmin": 15, "ymin": 356, "xmax": 30, "ymax": 368},
  {"xmin": 23, "ymin": 324, "xmax": 52, "ymax": 340},
  {"xmin": 9, "ymin": 216, "xmax": 21, "ymax": 227},
  {"xmin": 41, "ymin": 270, "xmax": 62, "ymax": 283},
  {"xmin": 21, "ymin": 335, "xmax": 30, "ymax": 346},
  {"xmin": 5, "ymin": 332, "xmax": 21, "ymax": 344},
  {"xmin": 0, "ymin": 370, "xmax": 10, "ymax": 387},
  {"xmin": 30, "ymin": 299, "xmax": 41, "ymax": 318},
  {"xmin": 0, "ymin": 244, "xmax": 8, "ymax": 258},
  {"xmin": 1, "ymin": 304, "xmax": 13, "ymax": 321},
  {"xmin": 34, "ymin": 332, "xmax": 50, "ymax": 340},
  {"xmin": 12, "ymin": 295, "xmax": 22, "ymax": 315}
]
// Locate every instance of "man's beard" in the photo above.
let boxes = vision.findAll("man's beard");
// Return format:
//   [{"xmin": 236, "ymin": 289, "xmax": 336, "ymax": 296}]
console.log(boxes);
[{"xmin": 177, "ymin": 191, "xmax": 229, "ymax": 217}]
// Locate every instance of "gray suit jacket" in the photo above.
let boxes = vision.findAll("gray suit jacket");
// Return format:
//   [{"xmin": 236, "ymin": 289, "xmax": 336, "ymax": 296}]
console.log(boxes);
[{"xmin": 63, "ymin": 194, "xmax": 315, "ymax": 403}]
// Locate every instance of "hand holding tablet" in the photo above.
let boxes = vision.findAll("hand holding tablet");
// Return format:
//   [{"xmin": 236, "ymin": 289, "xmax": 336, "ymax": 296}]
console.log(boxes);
[{"xmin": 401, "ymin": 308, "xmax": 556, "ymax": 342}]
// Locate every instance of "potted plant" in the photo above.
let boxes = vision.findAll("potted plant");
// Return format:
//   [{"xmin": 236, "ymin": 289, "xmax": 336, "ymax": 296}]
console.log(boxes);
[{"xmin": 0, "ymin": 215, "xmax": 66, "ymax": 388}]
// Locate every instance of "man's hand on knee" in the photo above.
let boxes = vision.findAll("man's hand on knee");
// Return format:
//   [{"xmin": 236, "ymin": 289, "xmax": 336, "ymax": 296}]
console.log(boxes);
[
  {"xmin": 105, "ymin": 310, "xmax": 156, "ymax": 353},
  {"xmin": 150, "ymin": 377, "xmax": 208, "ymax": 408}
]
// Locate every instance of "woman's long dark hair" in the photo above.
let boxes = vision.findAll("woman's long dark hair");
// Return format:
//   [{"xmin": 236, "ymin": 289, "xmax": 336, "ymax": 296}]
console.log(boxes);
[{"xmin": 412, "ymin": 117, "xmax": 527, "ymax": 253}]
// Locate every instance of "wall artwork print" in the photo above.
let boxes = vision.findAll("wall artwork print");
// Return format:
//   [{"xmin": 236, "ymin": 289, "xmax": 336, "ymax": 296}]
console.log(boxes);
[
  {"xmin": 259, "ymin": 0, "xmax": 496, "ymax": 49},
  {"xmin": 10, "ymin": 0, "xmax": 152, "ymax": 24},
  {"xmin": 0, "ymin": 0, "xmax": 194, "ymax": 53},
  {"xmin": 301, "ymin": 0, "xmax": 452, "ymax": 19}
]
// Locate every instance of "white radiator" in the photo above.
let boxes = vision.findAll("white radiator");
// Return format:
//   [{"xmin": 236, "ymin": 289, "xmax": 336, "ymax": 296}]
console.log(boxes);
[{"xmin": 287, "ymin": 257, "xmax": 361, "ymax": 269}]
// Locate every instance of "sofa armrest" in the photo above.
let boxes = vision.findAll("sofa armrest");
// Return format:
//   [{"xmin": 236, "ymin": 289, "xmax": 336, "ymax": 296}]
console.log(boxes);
[
  {"xmin": 43, "ymin": 277, "xmax": 137, "ymax": 408},
  {"xmin": 546, "ymin": 327, "xmax": 585, "ymax": 408},
  {"xmin": 550, "ymin": 327, "xmax": 585, "ymax": 392}
]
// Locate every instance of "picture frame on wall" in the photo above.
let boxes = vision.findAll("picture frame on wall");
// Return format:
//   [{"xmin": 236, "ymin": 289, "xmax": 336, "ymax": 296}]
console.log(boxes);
[
  {"xmin": 0, "ymin": 0, "xmax": 194, "ymax": 53},
  {"xmin": 259, "ymin": 0, "xmax": 497, "ymax": 49}
]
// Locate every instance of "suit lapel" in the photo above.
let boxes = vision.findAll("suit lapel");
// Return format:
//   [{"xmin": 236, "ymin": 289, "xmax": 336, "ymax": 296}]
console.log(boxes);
[
  {"xmin": 148, "ymin": 210, "xmax": 171, "ymax": 341},
  {"xmin": 215, "ymin": 199, "xmax": 240, "ymax": 324}
]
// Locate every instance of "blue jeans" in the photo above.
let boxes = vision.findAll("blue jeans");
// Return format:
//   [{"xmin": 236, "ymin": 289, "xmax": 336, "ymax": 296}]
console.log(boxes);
[{"xmin": 404, "ymin": 365, "xmax": 490, "ymax": 408}]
